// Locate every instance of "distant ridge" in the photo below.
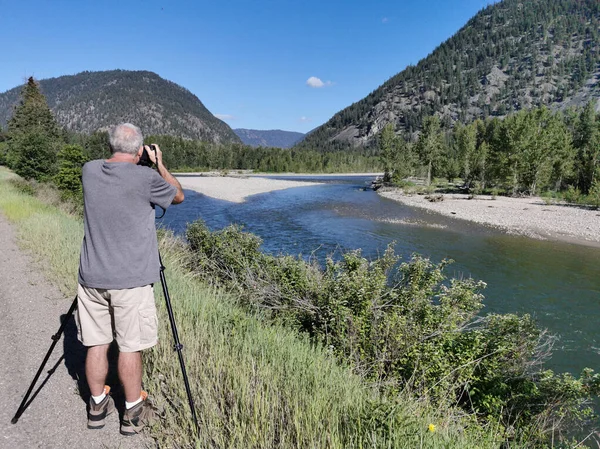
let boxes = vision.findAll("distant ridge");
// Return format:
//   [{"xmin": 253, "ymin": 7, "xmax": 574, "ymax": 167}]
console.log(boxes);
[
  {"xmin": 0, "ymin": 70, "xmax": 241, "ymax": 144},
  {"xmin": 233, "ymin": 128, "xmax": 305, "ymax": 148},
  {"xmin": 297, "ymin": 0, "xmax": 600, "ymax": 151}
]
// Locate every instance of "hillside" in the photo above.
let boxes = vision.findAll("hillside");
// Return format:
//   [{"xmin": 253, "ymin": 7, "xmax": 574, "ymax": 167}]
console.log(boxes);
[
  {"xmin": 297, "ymin": 0, "xmax": 600, "ymax": 151},
  {"xmin": 0, "ymin": 70, "xmax": 241, "ymax": 144},
  {"xmin": 234, "ymin": 128, "xmax": 304, "ymax": 148}
]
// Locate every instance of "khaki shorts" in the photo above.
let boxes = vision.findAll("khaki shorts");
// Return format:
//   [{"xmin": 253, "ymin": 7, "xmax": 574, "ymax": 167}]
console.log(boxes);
[{"xmin": 76, "ymin": 284, "xmax": 158, "ymax": 352}]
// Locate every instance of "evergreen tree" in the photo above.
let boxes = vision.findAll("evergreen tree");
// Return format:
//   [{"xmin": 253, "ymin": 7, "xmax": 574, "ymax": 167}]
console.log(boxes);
[
  {"xmin": 54, "ymin": 144, "xmax": 86, "ymax": 198},
  {"xmin": 5, "ymin": 77, "xmax": 62, "ymax": 180},
  {"xmin": 7, "ymin": 77, "xmax": 60, "ymax": 139},
  {"xmin": 9, "ymin": 132, "xmax": 58, "ymax": 182}
]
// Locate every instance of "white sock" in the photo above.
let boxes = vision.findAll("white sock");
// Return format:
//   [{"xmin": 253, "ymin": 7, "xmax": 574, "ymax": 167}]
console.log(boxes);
[
  {"xmin": 92, "ymin": 392, "xmax": 106, "ymax": 404},
  {"xmin": 126, "ymin": 396, "xmax": 143, "ymax": 409}
]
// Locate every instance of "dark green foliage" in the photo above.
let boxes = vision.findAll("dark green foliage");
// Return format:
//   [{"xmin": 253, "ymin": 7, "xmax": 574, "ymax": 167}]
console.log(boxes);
[
  {"xmin": 185, "ymin": 219, "xmax": 600, "ymax": 444},
  {"xmin": 54, "ymin": 144, "xmax": 85, "ymax": 199},
  {"xmin": 380, "ymin": 102, "xmax": 600, "ymax": 202},
  {"xmin": 0, "ymin": 142, "xmax": 7, "ymax": 166},
  {"xmin": 298, "ymin": 0, "xmax": 600, "ymax": 152},
  {"xmin": 7, "ymin": 77, "xmax": 61, "ymax": 139},
  {"xmin": 4, "ymin": 78, "xmax": 63, "ymax": 181},
  {"xmin": 83, "ymin": 132, "xmax": 111, "ymax": 161},
  {"xmin": 574, "ymin": 102, "xmax": 600, "ymax": 193},
  {"xmin": 143, "ymin": 134, "xmax": 381, "ymax": 173},
  {"xmin": 8, "ymin": 132, "xmax": 58, "ymax": 182}
]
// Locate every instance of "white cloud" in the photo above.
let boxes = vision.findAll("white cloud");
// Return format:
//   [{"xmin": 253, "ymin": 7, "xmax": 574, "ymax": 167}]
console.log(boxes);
[
  {"xmin": 306, "ymin": 76, "xmax": 333, "ymax": 88},
  {"xmin": 299, "ymin": 116, "xmax": 312, "ymax": 122},
  {"xmin": 214, "ymin": 114, "xmax": 235, "ymax": 120}
]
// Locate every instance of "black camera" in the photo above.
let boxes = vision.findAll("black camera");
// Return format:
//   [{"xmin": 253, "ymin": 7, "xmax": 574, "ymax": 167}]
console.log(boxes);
[{"xmin": 138, "ymin": 144, "xmax": 157, "ymax": 167}]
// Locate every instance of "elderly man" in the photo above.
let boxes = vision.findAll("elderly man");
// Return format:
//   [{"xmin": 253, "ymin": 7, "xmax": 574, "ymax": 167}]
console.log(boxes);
[{"xmin": 76, "ymin": 123, "xmax": 184, "ymax": 435}]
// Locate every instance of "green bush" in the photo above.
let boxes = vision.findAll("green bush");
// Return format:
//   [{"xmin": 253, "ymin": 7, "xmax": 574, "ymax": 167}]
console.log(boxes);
[
  {"xmin": 6, "ymin": 132, "xmax": 58, "ymax": 182},
  {"xmin": 564, "ymin": 186, "xmax": 582, "ymax": 204},
  {"xmin": 184, "ymin": 219, "xmax": 600, "ymax": 444},
  {"xmin": 0, "ymin": 141, "xmax": 7, "ymax": 166},
  {"xmin": 585, "ymin": 181, "xmax": 600, "ymax": 208},
  {"xmin": 54, "ymin": 144, "xmax": 85, "ymax": 201}
]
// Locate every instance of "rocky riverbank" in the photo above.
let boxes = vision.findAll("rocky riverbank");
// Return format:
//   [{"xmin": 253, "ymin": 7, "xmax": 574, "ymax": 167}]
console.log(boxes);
[{"xmin": 378, "ymin": 188, "xmax": 600, "ymax": 247}]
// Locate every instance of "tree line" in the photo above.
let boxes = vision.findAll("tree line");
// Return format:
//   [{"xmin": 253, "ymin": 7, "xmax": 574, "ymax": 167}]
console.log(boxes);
[
  {"xmin": 380, "ymin": 102, "xmax": 600, "ymax": 204},
  {"xmin": 0, "ymin": 78, "xmax": 381, "ymax": 200},
  {"xmin": 2, "ymin": 77, "xmax": 599, "ymax": 208}
]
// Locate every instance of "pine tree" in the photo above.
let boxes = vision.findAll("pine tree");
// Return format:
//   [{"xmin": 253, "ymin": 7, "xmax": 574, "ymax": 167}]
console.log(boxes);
[
  {"xmin": 7, "ymin": 77, "xmax": 60, "ymax": 138},
  {"xmin": 54, "ymin": 144, "xmax": 86, "ymax": 198},
  {"xmin": 6, "ymin": 77, "xmax": 62, "ymax": 180}
]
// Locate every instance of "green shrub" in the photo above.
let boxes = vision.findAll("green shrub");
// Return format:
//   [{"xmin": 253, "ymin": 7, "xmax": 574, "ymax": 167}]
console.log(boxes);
[
  {"xmin": 6, "ymin": 132, "xmax": 58, "ymax": 182},
  {"xmin": 183, "ymin": 219, "xmax": 600, "ymax": 444},
  {"xmin": 564, "ymin": 186, "xmax": 582, "ymax": 204},
  {"xmin": 54, "ymin": 144, "xmax": 85, "ymax": 200},
  {"xmin": 585, "ymin": 181, "xmax": 600, "ymax": 208}
]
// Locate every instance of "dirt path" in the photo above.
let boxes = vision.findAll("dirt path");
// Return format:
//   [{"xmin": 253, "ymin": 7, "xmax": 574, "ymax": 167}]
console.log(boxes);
[{"xmin": 0, "ymin": 213, "xmax": 152, "ymax": 449}]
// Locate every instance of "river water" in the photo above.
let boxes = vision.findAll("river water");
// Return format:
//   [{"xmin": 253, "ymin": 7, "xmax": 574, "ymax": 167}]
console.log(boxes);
[{"xmin": 160, "ymin": 175, "xmax": 600, "ymax": 376}]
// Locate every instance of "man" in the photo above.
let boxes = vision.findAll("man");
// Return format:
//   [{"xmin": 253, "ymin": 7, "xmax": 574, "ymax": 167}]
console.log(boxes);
[{"xmin": 76, "ymin": 123, "xmax": 184, "ymax": 436}]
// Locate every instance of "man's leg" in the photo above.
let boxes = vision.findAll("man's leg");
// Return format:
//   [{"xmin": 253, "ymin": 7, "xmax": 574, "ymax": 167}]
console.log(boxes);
[
  {"xmin": 86, "ymin": 344, "xmax": 111, "ymax": 396},
  {"xmin": 118, "ymin": 351, "xmax": 143, "ymax": 402}
]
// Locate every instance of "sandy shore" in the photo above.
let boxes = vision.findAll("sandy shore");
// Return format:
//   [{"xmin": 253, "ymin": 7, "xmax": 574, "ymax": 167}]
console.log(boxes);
[
  {"xmin": 249, "ymin": 172, "xmax": 384, "ymax": 177},
  {"xmin": 175, "ymin": 175, "xmax": 322, "ymax": 203},
  {"xmin": 378, "ymin": 188, "xmax": 600, "ymax": 247}
]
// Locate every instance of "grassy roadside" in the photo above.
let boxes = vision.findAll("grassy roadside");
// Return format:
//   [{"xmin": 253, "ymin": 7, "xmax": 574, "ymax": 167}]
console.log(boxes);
[{"xmin": 0, "ymin": 167, "xmax": 506, "ymax": 448}]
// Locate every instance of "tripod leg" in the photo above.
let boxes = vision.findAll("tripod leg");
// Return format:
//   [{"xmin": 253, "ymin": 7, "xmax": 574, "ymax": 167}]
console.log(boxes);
[
  {"xmin": 158, "ymin": 254, "xmax": 200, "ymax": 437},
  {"xmin": 11, "ymin": 296, "xmax": 78, "ymax": 424}
]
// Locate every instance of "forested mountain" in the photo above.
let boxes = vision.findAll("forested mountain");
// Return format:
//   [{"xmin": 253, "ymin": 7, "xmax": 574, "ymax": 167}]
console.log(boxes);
[
  {"xmin": 0, "ymin": 70, "xmax": 241, "ymax": 144},
  {"xmin": 234, "ymin": 128, "xmax": 305, "ymax": 148},
  {"xmin": 297, "ymin": 0, "xmax": 600, "ymax": 151}
]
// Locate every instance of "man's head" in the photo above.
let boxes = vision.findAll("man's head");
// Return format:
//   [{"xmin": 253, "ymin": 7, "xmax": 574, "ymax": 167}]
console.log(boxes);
[{"xmin": 109, "ymin": 123, "xmax": 143, "ymax": 155}]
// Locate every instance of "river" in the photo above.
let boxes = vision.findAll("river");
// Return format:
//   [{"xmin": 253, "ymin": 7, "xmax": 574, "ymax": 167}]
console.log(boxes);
[{"xmin": 159, "ymin": 175, "xmax": 600, "ymax": 376}]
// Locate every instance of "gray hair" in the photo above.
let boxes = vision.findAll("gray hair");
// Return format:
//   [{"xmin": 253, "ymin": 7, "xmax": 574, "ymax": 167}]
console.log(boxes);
[{"xmin": 109, "ymin": 123, "xmax": 144, "ymax": 155}]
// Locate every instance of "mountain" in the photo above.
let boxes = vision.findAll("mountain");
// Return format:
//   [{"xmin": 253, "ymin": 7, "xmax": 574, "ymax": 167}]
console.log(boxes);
[
  {"xmin": 297, "ymin": 0, "xmax": 600, "ymax": 151},
  {"xmin": 233, "ymin": 128, "xmax": 305, "ymax": 148},
  {"xmin": 0, "ymin": 70, "xmax": 241, "ymax": 144}
]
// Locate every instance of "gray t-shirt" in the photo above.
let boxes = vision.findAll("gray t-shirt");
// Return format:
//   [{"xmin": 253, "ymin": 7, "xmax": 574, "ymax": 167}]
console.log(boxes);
[{"xmin": 78, "ymin": 160, "xmax": 177, "ymax": 289}]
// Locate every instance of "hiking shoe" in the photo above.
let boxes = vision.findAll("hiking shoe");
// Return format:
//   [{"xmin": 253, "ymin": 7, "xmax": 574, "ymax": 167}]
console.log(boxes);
[
  {"xmin": 120, "ymin": 391, "xmax": 158, "ymax": 436},
  {"xmin": 87, "ymin": 385, "xmax": 115, "ymax": 429}
]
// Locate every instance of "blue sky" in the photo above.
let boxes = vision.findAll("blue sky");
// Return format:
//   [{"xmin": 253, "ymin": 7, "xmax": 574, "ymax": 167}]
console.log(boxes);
[{"xmin": 1, "ymin": 0, "xmax": 496, "ymax": 133}]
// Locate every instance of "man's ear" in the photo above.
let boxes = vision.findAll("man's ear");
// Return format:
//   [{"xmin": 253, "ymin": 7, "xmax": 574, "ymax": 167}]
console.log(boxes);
[{"xmin": 137, "ymin": 146, "xmax": 144, "ymax": 157}]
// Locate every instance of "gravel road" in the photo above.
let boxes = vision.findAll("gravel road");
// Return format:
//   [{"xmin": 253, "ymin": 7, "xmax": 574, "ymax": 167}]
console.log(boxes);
[{"xmin": 0, "ymin": 213, "xmax": 152, "ymax": 449}]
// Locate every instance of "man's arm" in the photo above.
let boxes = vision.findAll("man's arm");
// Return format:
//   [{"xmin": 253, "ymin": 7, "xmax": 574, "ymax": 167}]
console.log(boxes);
[{"xmin": 147, "ymin": 145, "xmax": 185, "ymax": 204}]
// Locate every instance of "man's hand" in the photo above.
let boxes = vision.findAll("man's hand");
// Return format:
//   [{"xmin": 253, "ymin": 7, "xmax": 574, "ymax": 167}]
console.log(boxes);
[
  {"xmin": 145, "ymin": 144, "xmax": 184, "ymax": 204},
  {"xmin": 146, "ymin": 144, "xmax": 163, "ymax": 166}
]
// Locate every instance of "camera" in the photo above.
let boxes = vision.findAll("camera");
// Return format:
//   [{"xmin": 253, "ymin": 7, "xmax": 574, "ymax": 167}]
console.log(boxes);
[{"xmin": 138, "ymin": 144, "xmax": 157, "ymax": 167}]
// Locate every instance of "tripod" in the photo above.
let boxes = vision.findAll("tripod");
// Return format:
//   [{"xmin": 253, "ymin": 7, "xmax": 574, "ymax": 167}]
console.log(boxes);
[{"xmin": 11, "ymin": 253, "xmax": 200, "ymax": 437}]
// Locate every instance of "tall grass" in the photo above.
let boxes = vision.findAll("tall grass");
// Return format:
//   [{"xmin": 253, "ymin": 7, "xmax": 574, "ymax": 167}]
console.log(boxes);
[{"xmin": 0, "ymin": 167, "xmax": 507, "ymax": 448}]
